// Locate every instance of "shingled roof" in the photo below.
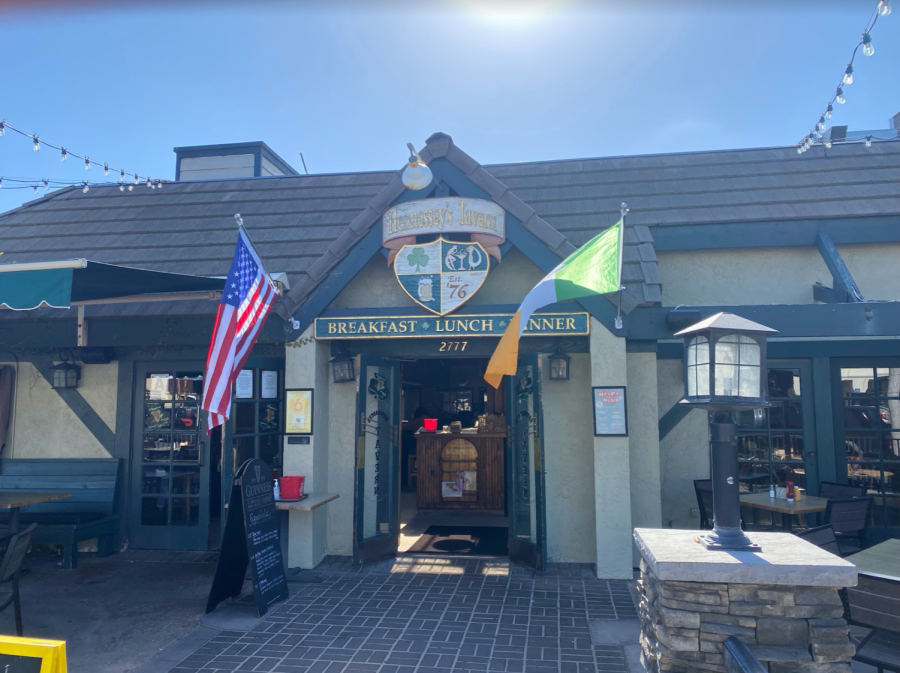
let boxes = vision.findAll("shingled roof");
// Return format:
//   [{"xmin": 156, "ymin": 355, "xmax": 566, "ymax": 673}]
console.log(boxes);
[{"xmin": 1, "ymin": 134, "xmax": 898, "ymax": 321}]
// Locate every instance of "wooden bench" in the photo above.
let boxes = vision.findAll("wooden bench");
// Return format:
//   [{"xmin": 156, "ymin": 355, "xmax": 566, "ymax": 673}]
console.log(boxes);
[{"xmin": 0, "ymin": 459, "xmax": 120, "ymax": 569}]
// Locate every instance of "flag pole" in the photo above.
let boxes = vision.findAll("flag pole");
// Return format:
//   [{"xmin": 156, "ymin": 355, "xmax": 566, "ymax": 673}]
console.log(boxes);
[
  {"xmin": 234, "ymin": 213, "xmax": 279, "ymax": 295},
  {"xmin": 614, "ymin": 202, "xmax": 628, "ymax": 330}
]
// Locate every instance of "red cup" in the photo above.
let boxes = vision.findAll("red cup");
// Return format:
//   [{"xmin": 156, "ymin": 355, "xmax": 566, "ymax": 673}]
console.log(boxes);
[
  {"xmin": 281, "ymin": 475, "xmax": 305, "ymax": 500},
  {"xmin": 423, "ymin": 418, "xmax": 438, "ymax": 433}
]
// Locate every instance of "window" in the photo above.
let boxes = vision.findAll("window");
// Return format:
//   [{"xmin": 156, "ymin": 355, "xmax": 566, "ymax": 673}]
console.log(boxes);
[
  {"xmin": 232, "ymin": 369, "xmax": 283, "ymax": 475},
  {"xmin": 442, "ymin": 389, "xmax": 472, "ymax": 415},
  {"xmin": 736, "ymin": 368, "xmax": 806, "ymax": 492},
  {"xmin": 685, "ymin": 336, "xmax": 709, "ymax": 396},
  {"xmin": 140, "ymin": 371, "xmax": 203, "ymax": 527},
  {"xmin": 840, "ymin": 366, "xmax": 900, "ymax": 526}
]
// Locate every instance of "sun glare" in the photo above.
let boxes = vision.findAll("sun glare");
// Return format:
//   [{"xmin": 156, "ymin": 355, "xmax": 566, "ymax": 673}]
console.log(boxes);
[{"xmin": 456, "ymin": 0, "xmax": 571, "ymax": 27}]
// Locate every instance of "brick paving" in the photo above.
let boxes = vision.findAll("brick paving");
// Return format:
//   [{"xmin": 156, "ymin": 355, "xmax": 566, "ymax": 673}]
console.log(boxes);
[{"xmin": 169, "ymin": 556, "xmax": 638, "ymax": 673}]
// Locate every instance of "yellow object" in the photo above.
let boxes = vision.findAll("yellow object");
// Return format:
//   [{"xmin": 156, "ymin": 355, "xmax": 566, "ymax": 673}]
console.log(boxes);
[
  {"xmin": 0, "ymin": 635, "xmax": 67, "ymax": 672},
  {"xmin": 796, "ymin": 488, "xmax": 802, "ymax": 502}
]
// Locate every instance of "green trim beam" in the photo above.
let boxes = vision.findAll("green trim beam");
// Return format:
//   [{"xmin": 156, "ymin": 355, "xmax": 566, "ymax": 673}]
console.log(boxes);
[
  {"xmin": 814, "ymin": 232, "xmax": 864, "ymax": 303},
  {"xmin": 659, "ymin": 402, "xmax": 693, "ymax": 441}
]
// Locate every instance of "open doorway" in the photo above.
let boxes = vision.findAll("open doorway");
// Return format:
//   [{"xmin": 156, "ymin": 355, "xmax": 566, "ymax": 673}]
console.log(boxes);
[{"xmin": 398, "ymin": 357, "xmax": 509, "ymax": 556}]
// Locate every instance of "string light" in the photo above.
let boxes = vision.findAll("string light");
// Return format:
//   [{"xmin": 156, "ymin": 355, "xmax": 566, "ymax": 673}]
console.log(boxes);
[
  {"xmin": 796, "ymin": 0, "xmax": 888, "ymax": 155},
  {"xmin": 0, "ymin": 178, "xmax": 3, "ymax": 189},
  {"xmin": 865, "ymin": 136, "xmax": 873, "ymax": 147},
  {"xmin": 43, "ymin": 179, "xmax": 49, "ymax": 191},
  {"xmin": 119, "ymin": 169, "xmax": 125, "ymax": 183},
  {"xmin": 82, "ymin": 182, "xmax": 90, "ymax": 193},
  {"xmin": 134, "ymin": 174, "xmax": 139, "ymax": 185},
  {"xmin": 119, "ymin": 184, "xmax": 124, "ymax": 192},
  {"xmin": 862, "ymin": 32, "xmax": 874, "ymax": 56},
  {"xmin": 0, "ymin": 119, "xmax": 153, "ymax": 184},
  {"xmin": 146, "ymin": 176, "xmax": 152, "ymax": 188},
  {"xmin": 32, "ymin": 185, "xmax": 38, "ymax": 194}
]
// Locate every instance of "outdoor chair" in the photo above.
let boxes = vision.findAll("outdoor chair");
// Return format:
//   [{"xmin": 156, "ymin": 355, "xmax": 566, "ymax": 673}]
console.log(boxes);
[
  {"xmin": 823, "ymin": 496, "xmax": 873, "ymax": 555},
  {"xmin": 795, "ymin": 524, "xmax": 842, "ymax": 556},
  {"xmin": 819, "ymin": 481, "xmax": 867, "ymax": 499},
  {"xmin": 694, "ymin": 479, "xmax": 712, "ymax": 529},
  {"xmin": 0, "ymin": 522, "xmax": 37, "ymax": 636}
]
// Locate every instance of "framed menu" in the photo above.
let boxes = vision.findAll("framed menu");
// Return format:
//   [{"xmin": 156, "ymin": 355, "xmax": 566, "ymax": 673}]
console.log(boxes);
[
  {"xmin": 261, "ymin": 370, "xmax": 278, "ymax": 399},
  {"xmin": 592, "ymin": 386, "xmax": 628, "ymax": 436},
  {"xmin": 285, "ymin": 389, "xmax": 313, "ymax": 435},
  {"xmin": 235, "ymin": 369, "xmax": 254, "ymax": 399}
]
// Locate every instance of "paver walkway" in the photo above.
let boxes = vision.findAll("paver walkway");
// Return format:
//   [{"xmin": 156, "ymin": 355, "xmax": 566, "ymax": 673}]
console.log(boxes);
[{"xmin": 168, "ymin": 557, "xmax": 639, "ymax": 673}]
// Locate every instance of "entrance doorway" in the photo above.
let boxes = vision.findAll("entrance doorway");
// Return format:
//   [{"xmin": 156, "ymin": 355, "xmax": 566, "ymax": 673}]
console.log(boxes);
[
  {"xmin": 353, "ymin": 353, "xmax": 547, "ymax": 568},
  {"xmin": 129, "ymin": 361, "xmax": 285, "ymax": 551}
]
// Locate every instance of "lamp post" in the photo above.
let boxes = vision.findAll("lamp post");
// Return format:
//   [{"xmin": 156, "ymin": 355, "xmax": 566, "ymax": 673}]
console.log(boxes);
[{"xmin": 675, "ymin": 313, "xmax": 778, "ymax": 552}]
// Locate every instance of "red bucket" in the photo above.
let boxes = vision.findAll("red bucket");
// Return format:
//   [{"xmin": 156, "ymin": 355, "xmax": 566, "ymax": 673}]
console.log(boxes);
[
  {"xmin": 423, "ymin": 418, "xmax": 438, "ymax": 433},
  {"xmin": 281, "ymin": 475, "xmax": 305, "ymax": 500}
]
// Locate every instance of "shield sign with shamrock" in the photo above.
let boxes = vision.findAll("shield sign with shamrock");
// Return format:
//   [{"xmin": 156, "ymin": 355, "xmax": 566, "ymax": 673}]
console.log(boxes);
[{"xmin": 393, "ymin": 237, "xmax": 490, "ymax": 315}]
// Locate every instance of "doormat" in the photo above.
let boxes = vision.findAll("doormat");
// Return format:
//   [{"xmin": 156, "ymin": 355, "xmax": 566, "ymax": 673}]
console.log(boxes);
[{"xmin": 406, "ymin": 525, "xmax": 508, "ymax": 556}]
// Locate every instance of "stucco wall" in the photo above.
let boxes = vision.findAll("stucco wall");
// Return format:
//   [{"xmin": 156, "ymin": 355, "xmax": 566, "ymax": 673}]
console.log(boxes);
[
  {"xmin": 467, "ymin": 249, "xmax": 546, "ymax": 306},
  {"xmin": 658, "ymin": 247, "xmax": 831, "ymax": 306},
  {"xmin": 11, "ymin": 362, "xmax": 117, "ymax": 459},
  {"xmin": 836, "ymin": 243, "xmax": 900, "ymax": 301},
  {"xmin": 657, "ymin": 358, "xmax": 708, "ymax": 530},
  {"xmin": 590, "ymin": 319, "xmax": 633, "ymax": 579},
  {"xmin": 542, "ymin": 353, "xmax": 596, "ymax": 563},
  {"xmin": 626, "ymin": 352, "xmax": 662, "ymax": 566},
  {"xmin": 330, "ymin": 256, "xmax": 410, "ymax": 309}
]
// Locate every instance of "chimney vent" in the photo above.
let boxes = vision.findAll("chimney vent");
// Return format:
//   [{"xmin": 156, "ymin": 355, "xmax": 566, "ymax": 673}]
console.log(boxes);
[{"xmin": 173, "ymin": 142, "xmax": 298, "ymax": 181}]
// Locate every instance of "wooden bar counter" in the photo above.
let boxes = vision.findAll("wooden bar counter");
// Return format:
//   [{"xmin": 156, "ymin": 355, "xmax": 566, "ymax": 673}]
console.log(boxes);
[{"xmin": 415, "ymin": 432, "xmax": 505, "ymax": 510}]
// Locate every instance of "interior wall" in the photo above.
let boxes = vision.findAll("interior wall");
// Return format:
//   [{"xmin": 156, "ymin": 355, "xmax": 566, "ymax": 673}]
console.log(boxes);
[
  {"xmin": 542, "ymin": 352, "xmax": 596, "ymax": 563},
  {"xmin": 10, "ymin": 362, "xmax": 117, "ymax": 459},
  {"xmin": 657, "ymin": 358, "xmax": 708, "ymax": 530},
  {"xmin": 326, "ymin": 373, "xmax": 357, "ymax": 557}
]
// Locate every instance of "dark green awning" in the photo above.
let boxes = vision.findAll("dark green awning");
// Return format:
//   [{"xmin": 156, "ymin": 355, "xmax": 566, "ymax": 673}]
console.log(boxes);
[{"xmin": 0, "ymin": 260, "xmax": 225, "ymax": 310}]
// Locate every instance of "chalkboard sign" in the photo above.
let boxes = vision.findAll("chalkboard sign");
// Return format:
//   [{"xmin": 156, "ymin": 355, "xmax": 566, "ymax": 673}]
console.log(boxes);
[
  {"xmin": 0, "ymin": 653, "xmax": 43, "ymax": 673},
  {"xmin": 206, "ymin": 458, "xmax": 289, "ymax": 617},
  {"xmin": 592, "ymin": 386, "xmax": 628, "ymax": 436}
]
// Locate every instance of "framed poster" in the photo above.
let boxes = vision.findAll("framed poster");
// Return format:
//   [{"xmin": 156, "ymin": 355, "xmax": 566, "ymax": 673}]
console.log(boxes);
[
  {"xmin": 261, "ymin": 370, "xmax": 279, "ymax": 399},
  {"xmin": 285, "ymin": 389, "xmax": 314, "ymax": 435},
  {"xmin": 235, "ymin": 369, "xmax": 254, "ymax": 399},
  {"xmin": 592, "ymin": 386, "xmax": 628, "ymax": 437}
]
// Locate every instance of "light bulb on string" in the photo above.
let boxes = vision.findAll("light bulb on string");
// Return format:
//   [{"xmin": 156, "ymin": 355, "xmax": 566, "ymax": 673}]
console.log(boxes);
[
  {"xmin": 119, "ymin": 170, "xmax": 125, "ymax": 184},
  {"xmin": 119, "ymin": 184, "xmax": 124, "ymax": 192},
  {"xmin": 43, "ymin": 179, "xmax": 49, "ymax": 191},
  {"xmin": 32, "ymin": 136, "xmax": 39, "ymax": 151},
  {"xmin": 825, "ymin": 105, "xmax": 833, "ymax": 120},
  {"xmin": 862, "ymin": 33, "xmax": 874, "ymax": 56},
  {"xmin": 146, "ymin": 177, "xmax": 152, "ymax": 188},
  {"xmin": 156, "ymin": 181, "xmax": 162, "ymax": 190},
  {"xmin": 128, "ymin": 185, "xmax": 133, "ymax": 191},
  {"xmin": 84, "ymin": 157, "xmax": 91, "ymax": 170},
  {"xmin": 818, "ymin": 117, "xmax": 826, "ymax": 132},
  {"xmin": 865, "ymin": 137, "xmax": 872, "ymax": 148},
  {"xmin": 82, "ymin": 182, "xmax": 90, "ymax": 194},
  {"xmin": 32, "ymin": 185, "xmax": 38, "ymax": 194},
  {"xmin": 836, "ymin": 87, "xmax": 846, "ymax": 104},
  {"xmin": 825, "ymin": 140, "xmax": 833, "ymax": 149},
  {"xmin": 134, "ymin": 174, "xmax": 139, "ymax": 185},
  {"xmin": 60, "ymin": 148, "xmax": 67, "ymax": 161},
  {"xmin": 0, "ymin": 178, "xmax": 3, "ymax": 188},
  {"xmin": 104, "ymin": 164, "xmax": 109, "ymax": 176},
  {"xmin": 796, "ymin": 146, "xmax": 804, "ymax": 155},
  {"xmin": 878, "ymin": 0, "xmax": 890, "ymax": 16},
  {"xmin": 0, "ymin": 121, "xmax": 5, "ymax": 136},
  {"xmin": 843, "ymin": 65, "xmax": 853, "ymax": 85}
]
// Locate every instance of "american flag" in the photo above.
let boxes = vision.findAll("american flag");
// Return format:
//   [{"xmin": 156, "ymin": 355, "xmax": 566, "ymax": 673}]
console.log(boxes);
[{"xmin": 201, "ymin": 228, "xmax": 278, "ymax": 433}]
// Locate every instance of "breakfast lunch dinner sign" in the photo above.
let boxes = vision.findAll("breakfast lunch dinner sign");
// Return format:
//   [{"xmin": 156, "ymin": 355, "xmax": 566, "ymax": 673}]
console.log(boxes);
[{"xmin": 383, "ymin": 198, "xmax": 505, "ymax": 316}]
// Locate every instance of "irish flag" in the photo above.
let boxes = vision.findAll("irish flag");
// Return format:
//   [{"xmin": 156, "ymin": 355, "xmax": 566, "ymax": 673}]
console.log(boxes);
[{"xmin": 484, "ymin": 220, "xmax": 623, "ymax": 388}]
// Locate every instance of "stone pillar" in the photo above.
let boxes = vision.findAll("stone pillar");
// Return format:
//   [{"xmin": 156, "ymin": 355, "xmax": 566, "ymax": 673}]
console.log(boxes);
[
  {"xmin": 634, "ymin": 529, "xmax": 857, "ymax": 673},
  {"xmin": 283, "ymin": 326, "xmax": 330, "ymax": 569},
  {"xmin": 590, "ymin": 319, "xmax": 632, "ymax": 579}
]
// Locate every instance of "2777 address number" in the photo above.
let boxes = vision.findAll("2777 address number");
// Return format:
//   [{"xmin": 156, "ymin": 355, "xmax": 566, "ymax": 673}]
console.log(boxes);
[{"xmin": 438, "ymin": 341, "xmax": 468, "ymax": 352}]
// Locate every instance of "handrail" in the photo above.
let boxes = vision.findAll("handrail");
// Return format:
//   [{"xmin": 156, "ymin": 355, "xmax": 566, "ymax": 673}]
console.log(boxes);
[{"xmin": 723, "ymin": 637, "xmax": 767, "ymax": 673}]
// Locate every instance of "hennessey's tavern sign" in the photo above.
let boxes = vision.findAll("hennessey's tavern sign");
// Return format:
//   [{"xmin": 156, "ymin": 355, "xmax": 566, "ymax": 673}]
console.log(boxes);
[{"xmin": 383, "ymin": 198, "xmax": 505, "ymax": 316}]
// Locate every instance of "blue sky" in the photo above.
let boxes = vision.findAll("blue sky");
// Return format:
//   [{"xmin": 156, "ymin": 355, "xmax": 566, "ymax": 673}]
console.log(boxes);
[{"xmin": 0, "ymin": 1, "xmax": 897, "ymax": 212}]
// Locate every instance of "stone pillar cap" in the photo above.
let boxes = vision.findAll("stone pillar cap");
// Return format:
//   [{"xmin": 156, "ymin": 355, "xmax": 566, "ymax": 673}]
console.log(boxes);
[{"xmin": 634, "ymin": 528, "xmax": 857, "ymax": 587}]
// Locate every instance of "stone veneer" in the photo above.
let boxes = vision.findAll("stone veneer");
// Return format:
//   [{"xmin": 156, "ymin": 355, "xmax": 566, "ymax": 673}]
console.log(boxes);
[{"xmin": 633, "ymin": 529, "xmax": 858, "ymax": 673}]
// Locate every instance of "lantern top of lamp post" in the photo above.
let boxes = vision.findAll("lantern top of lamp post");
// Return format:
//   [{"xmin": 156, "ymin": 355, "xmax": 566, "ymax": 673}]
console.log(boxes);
[{"xmin": 674, "ymin": 311, "xmax": 779, "ymax": 338}]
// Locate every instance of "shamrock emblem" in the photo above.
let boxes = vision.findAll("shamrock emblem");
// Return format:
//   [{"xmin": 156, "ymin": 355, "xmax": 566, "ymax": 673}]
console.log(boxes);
[
  {"xmin": 407, "ymin": 247, "xmax": 429, "ymax": 272},
  {"xmin": 499, "ymin": 320, "xmax": 508, "ymax": 329},
  {"xmin": 421, "ymin": 321, "xmax": 431, "ymax": 331}
]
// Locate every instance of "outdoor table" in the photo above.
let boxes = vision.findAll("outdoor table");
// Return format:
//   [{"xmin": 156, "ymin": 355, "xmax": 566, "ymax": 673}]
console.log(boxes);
[
  {"xmin": 739, "ymin": 491, "xmax": 829, "ymax": 532},
  {"xmin": 0, "ymin": 491, "xmax": 71, "ymax": 534},
  {"xmin": 847, "ymin": 538, "xmax": 900, "ymax": 582}
]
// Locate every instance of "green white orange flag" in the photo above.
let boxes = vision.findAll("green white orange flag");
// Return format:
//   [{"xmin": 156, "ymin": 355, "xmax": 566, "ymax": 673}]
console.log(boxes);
[{"xmin": 484, "ymin": 220, "xmax": 623, "ymax": 388}]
